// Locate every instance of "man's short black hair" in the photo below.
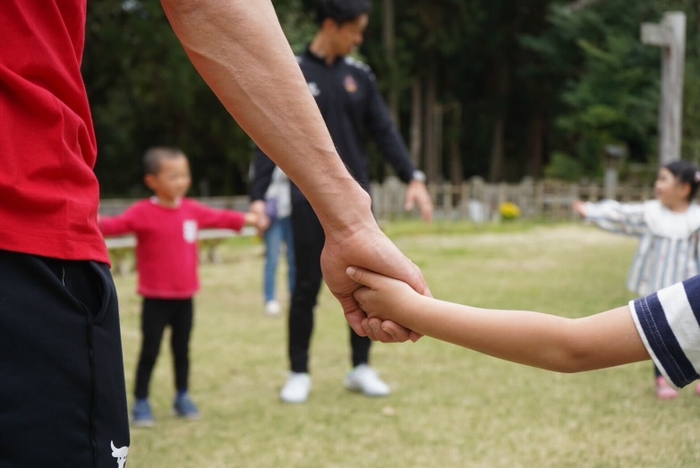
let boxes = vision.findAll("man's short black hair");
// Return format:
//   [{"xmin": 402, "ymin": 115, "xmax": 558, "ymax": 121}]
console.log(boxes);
[{"xmin": 317, "ymin": 0, "xmax": 372, "ymax": 26}]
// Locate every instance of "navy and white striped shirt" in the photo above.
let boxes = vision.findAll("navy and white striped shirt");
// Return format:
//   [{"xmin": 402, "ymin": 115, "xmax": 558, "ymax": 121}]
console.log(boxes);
[
  {"xmin": 585, "ymin": 200, "xmax": 700, "ymax": 295},
  {"xmin": 630, "ymin": 275, "xmax": 700, "ymax": 388}
]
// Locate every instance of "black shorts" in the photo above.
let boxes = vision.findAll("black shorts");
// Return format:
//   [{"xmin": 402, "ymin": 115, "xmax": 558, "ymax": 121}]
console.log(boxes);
[{"xmin": 0, "ymin": 249, "xmax": 130, "ymax": 467}]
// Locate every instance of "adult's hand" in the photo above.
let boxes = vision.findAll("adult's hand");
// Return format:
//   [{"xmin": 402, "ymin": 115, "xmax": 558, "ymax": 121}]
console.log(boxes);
[
  {"xmin": 405, "ymin": 181, "xmax": 434, "ymax": 223},
  {"xmin": 320, "ymin": 217, "xmax": 430, "ymax": 343},
  {"xmin": 249, "ymin": 200, "xmax": 270, "ymax": 234}
]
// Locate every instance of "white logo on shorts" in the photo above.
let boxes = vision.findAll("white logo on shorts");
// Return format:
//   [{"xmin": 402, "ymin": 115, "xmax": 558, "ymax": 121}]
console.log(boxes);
[
  {"xmin": 183, "ymin": 220, "xmax": 198, "ymax": 243},
  {"xmin": 111, "ymin": 441, "xmax": 129, "ymax": 468}
]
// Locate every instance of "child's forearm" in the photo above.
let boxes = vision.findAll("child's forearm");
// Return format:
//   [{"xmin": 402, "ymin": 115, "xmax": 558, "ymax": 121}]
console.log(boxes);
[{"xmin": 393, "ymin": 297, "xmax": 650, "ymax": 372}]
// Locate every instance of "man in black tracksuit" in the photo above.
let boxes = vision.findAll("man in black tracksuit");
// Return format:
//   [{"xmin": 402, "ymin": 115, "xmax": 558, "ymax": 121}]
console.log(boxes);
[{"xmin": 250, "ymin": 0, "xmax": 433, "ymax": 404}]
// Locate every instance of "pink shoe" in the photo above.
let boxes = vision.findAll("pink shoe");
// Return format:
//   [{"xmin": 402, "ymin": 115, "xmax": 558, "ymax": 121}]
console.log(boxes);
[
  {"xmin": 695, "ymin": 382, "xmax": 700, "ymax": 397},
  {"xmin": 656, "ymin": 376, "xmax": 679, "ymax": 400}
]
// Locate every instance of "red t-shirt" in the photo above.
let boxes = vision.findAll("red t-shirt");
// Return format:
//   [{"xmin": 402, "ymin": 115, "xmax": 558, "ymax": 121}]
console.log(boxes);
[
  {"xmin": 100, "ymin": 199, "xmax": 247, "ymax": 299},
  {"xmin": 0, "ymin": 1, "xmax": 107, "ymax": 262}
]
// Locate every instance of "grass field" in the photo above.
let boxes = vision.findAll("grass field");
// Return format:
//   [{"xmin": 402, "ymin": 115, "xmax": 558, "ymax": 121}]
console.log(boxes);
[{"xmin": 113, "ymin": 222, "xmax": 700, "ymax": 467}]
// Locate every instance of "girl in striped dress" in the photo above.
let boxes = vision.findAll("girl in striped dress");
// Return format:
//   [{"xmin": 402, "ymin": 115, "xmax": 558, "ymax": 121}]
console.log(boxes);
[{"xmin": 574, "ymin": 160, "xmax": 700, "ymax": 399}]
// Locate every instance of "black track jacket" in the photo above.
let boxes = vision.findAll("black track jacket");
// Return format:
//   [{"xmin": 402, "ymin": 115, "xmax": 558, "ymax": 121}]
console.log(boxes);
[{"xmin": 250, "ymin": 47, "xmax": 416, "ymax": 204}]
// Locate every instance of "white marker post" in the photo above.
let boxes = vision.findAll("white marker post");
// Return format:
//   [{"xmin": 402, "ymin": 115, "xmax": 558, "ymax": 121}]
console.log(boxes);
[{"xmin": 641, "ymin": 12, "xmax": 686, "ymax": 165}]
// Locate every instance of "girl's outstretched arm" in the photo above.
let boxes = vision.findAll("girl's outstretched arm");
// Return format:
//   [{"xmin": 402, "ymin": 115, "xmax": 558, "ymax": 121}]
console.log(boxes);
[
  {"xmin": 348, "ymin": 267, "xmax": 650, "ymax": 373},
  {"xmin": 575, "ymin": 199, "xmax": 648, "ymax": 236}
]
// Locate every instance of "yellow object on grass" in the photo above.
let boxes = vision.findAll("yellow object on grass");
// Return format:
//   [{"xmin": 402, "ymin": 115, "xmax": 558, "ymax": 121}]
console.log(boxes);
[{"xmin": 499, "ymin": 202, "xmax": 521, "ymax": 220}]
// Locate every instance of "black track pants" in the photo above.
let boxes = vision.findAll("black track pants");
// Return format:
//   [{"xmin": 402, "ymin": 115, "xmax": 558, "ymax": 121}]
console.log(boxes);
[
  {"xmin": 0, "ymin": 249, "xmax": 130, "ymax": 467},
  {"xmin": 288, "ymin": 200, "xmax": 371, "ymax": 373}
]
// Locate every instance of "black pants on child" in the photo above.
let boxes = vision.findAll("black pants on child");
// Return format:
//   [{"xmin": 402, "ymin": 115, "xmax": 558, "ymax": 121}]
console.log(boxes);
[
  {"xmin": 0, "ymin": 249, "xmax": 130, "ymax": 467},
  {"xmin": 289, "ymin": 199, "xmax": 372, "ymax": 374},
  {"xmin": 134, "ymin": 298, "xmax": 194, "ymax": 399}
]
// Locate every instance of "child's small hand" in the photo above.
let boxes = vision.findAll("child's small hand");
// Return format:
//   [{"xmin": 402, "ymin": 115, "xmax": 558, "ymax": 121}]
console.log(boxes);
[
  {"xmin": 246, "ymin": 209, "xmax": 269, "ymax": 234},
  {"xmin": 346, "ymin": 266, "xmax": 418, "ymax": 322},
  {"xmin": 573, "ymin": 200, "xmax": 587, "ymax": 217},
  {"xmin": 248, "ymin": 200, "xmax": 270, "ymax": 234}
]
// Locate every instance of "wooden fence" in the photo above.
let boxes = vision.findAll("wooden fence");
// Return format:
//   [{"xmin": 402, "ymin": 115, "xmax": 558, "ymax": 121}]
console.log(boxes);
[
  {"xmin": 101, "ymin": 178, "xmax": 655, "ymax": 226},
  {"xmin": 99, "ymin": 196, "xmax": 251, "ymax": 217},
  {"xmin": 100, "ymin": 179, "xmax": 656, "ymax": 273},
  {"xmin": 371, "ymin": 176, "xmax": 655, "ymax": 222}
]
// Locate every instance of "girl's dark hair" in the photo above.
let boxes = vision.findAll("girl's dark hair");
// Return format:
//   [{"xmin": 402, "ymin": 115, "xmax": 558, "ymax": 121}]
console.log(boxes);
[
  {"xmin": 317, "ymin": 0, "xmax": 372, "ymax": 26},
  {"xmin": 664, "ymin": 160, "xmax": 700, "ymax": 201},
  {"xmin": 143, "ymin": 146, "xmax": 185, "ymax": 175}
]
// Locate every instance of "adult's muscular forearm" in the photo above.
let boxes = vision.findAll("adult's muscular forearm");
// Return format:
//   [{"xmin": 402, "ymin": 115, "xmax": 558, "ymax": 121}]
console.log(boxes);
[{"xmin": 160, "ymin": 0, "xmax": 372, "ymax": 236}]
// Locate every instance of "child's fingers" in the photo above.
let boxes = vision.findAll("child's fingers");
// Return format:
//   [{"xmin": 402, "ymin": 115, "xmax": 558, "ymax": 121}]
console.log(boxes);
[
  {"xmin": 409, "ymin": 330, "xmax": 423, "ymax": 343},
  {"xmin": 352, "ymin": 286, "xmax": 372, "ymax": 304},
  {"xmin": 360, "ymin": 317, "xmax": 411, "ymax": 343},
  {"xmin": 346, "ymin": 266, "xmax": 382, "ymax": 289},
  {"xmin": 381, "ymin": 320, "xmax": 418, "ymax": 342}
]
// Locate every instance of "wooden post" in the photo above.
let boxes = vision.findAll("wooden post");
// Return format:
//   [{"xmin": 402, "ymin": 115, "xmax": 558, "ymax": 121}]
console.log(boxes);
[{"xmin": 642, "ymin": 12, "xmax": 686, "ymax": 165}]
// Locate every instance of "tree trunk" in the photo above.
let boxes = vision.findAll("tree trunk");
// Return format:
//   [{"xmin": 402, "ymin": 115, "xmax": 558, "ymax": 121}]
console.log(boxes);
[
  {"xmin": 489, "ymin": 118, "xmax": 505, "ymax": 182},
  {"xmin": 434, "ymin": 103, "xmax": 444, "ymax": 182},
  {"xmin": 424, "ymin": 63, "xmax": 438, "ymax": 183},
  {"xmin": 382, "ymin": 0, "xmax": 399, "ymax": 123},
  {"xmin": 410, "ymin": 76, "xmax": 422, "ymax": 168},
  {"xmin": 525, "ymin": 117, "xmax": 545, "ymax": 177},
  {"xmin": 488, "ymin": 60, "xmax": 509, "ymax": 182},
  {"xmin": 448, "ymin": 103, "xmax": 463, "ymax": 186}
]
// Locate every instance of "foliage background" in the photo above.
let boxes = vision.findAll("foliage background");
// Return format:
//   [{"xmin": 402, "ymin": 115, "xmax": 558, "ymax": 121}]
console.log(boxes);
[{"xmin": 83, "ymin": 0, "xmax": 700, "ymax": 196}]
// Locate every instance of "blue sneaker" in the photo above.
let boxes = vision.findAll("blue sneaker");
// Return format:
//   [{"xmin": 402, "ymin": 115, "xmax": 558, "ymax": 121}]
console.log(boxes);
[
  {"xmin": 132, "ymin": 399, "xmax": 155, "ymax": 427},
  {"xmin": 173, "ymin": 393, "xmax": 200, "ymax": 420}
]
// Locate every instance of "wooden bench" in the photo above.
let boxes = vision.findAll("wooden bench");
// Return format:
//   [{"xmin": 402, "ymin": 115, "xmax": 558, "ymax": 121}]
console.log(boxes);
[{"xmin": 105, "ymin": 226, "xmax": 256, "ymax": 275}]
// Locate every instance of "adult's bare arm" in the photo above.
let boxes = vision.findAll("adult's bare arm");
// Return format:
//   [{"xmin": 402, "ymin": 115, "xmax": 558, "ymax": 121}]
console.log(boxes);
[{"xmin": 159, "ymin": 0, "xmax": 430, "ymax": 341}]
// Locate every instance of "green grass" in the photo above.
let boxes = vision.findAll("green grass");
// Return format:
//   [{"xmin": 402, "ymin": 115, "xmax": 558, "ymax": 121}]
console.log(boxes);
[{"xmin": 114, "ymin": 222, "xmax": 700, "ymax": 467}]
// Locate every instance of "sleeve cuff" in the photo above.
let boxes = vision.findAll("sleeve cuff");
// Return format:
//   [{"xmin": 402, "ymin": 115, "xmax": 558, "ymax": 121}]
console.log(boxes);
[{"xmin": 628, "ymin": 282, "xmax": 700, "ymax": 388}]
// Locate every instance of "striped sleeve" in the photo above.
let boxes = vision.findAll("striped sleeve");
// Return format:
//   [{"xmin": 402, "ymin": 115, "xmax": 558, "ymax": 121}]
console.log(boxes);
[
  {"xmin": 585, "ymin": 200, "xmax": 648, "ymax": 236},
  {"xmin": 629, "ymin": 275, "xmax": 700, "ymax": 388}
]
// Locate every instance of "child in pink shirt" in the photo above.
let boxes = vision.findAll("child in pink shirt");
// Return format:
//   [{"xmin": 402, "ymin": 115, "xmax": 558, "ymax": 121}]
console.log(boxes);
[{"xmin": 100, "ymin": 147, "xmax": 258, "ymax": 427}]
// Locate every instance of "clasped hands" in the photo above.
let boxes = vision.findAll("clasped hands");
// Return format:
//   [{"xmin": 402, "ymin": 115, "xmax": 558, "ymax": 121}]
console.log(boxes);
[
  {"xmin": 251, "ymin": 197, "xmax": 431, "ymax": 344},
  {"xmin": 347, "ymin": 265, "xmax": 424, "ymax": 343},
  {"xmin": 320, "ymin": 223, "xmax": 429, "ymax": 344}
]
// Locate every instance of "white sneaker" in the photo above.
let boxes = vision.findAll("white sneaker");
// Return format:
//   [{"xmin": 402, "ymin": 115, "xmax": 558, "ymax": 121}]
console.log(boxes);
[
  {"xmin": 280, "ymin": 372, "xmax": 311, "ymax": 403},
  {"xmin": 265, "ymin": 300, "xmax": 281, "ymax": 317},
  {"xmin": 344, "ymin": 364, "xmax": 390, "ymax": 397}
]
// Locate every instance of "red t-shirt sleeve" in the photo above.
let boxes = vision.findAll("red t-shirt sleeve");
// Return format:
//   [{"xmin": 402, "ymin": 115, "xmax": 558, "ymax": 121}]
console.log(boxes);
[{"xmin": 190, "ymin": 201, "xmax": 246, "ymax": 232}]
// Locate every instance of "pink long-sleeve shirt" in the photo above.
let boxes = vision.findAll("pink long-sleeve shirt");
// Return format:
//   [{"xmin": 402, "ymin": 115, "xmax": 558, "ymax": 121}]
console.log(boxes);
[{"xmin": 100, "ymin": 198, "xmax": 246, "ymax": 299}]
